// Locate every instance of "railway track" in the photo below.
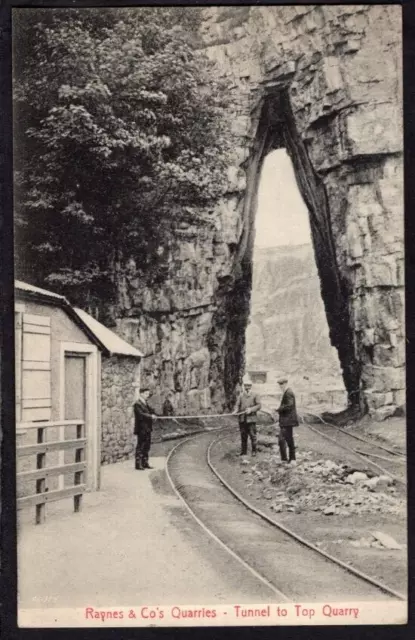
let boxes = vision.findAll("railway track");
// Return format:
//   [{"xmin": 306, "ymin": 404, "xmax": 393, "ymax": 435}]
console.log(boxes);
[
  {"xmin": 166, "ymin": 429, "xmax": 405, "ymax": 603},
  {"xmin": 298, "ymin": 411, "xmax": 406, "ymax": 487}
]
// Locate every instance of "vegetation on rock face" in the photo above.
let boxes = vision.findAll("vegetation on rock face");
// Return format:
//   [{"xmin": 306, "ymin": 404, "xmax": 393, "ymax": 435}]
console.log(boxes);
[{"xmin": 14, "ymin": 8, "xmax": 232, "ymax": 313}]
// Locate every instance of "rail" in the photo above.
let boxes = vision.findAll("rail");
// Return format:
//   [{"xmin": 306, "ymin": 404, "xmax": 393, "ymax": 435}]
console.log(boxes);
[
  {"xmin": 297, "ymin": 409, "xmax": 405, "ymax": 486},
  {"xmin": 16, "ymin": 419, "xmax": 87, "ymax": 524}
]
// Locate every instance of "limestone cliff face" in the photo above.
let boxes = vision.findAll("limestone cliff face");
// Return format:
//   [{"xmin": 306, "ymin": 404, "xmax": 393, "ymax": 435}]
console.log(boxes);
[
  {"xmin": 113, "ymin": 6, "xmax": 403, "ymax": 419},
  {"xmin": 113, "ymin": 216, "xmax": 240, "ymax": 414}
]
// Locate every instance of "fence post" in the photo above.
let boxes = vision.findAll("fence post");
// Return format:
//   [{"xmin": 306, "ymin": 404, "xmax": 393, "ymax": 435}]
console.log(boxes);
[
  {"xmin": 73, "ymin": 422, "xmax": 84, "ymax": 513},
  {"xmin": 35, "ymin": 426, "xmax": 46, "ymax": 524},
  {"xmin": 58, "ymin": 424, "xmax": 65, "ymax": 490}
]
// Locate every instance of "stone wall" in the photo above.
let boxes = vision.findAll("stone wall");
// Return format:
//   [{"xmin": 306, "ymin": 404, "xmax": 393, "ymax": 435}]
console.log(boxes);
[
  {"xmin": 101, "ymin": 355, "xmax": 140, "ymax": 463},
  {"xmin": 112, "ymin": 6, "xmax": 403, "ymax": 420}
]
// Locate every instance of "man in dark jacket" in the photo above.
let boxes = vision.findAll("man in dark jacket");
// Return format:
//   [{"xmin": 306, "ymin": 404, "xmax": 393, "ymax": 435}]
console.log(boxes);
[
  {"xmin": 276, "ymin": 377, "xmax": 299, "ymax": 464},
  {"xmin": 133, "ymin": 387, "xmax": 156, "ymax": 470}
]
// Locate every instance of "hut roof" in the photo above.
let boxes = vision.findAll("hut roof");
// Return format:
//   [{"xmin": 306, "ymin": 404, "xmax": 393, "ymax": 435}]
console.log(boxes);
[
  {"xmin": 15, "ymin": 280, "xmax": 142, "ymax": 358},
  {"xmin": 74, "ymin": 308, "xmax": 142, "ymax": 358}
]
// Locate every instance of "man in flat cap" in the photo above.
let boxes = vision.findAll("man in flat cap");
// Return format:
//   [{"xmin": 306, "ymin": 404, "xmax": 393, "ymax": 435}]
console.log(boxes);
[
  {"xmin": 276, "ymin": 377, "xmax": 299, "ymax": 464},
  {"xmin": 234, "ymin": 374, "xmax": 261, "ymax": 456},
  {"xmin": 133, "ymin": 387, "xmax": 157, "ymax": 470}
]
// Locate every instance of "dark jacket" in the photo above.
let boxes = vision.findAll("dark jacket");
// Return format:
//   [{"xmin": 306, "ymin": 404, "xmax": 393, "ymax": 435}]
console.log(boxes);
[
  {"xmin": 277, "ymin": 388, "xmax": 299, "ymax": 427},
  {"xmin": 134, "ymin": 398, "xmax": 154, "ymax": 435},
  {"xmin": 162, "ymin": 398, "xmax": 174, "ymax": 417}
]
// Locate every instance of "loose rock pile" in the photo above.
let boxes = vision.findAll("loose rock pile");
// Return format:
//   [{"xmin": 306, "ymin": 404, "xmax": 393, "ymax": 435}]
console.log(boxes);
[{"xmin": 241, "ymin": 450, "xmax": 404, "ymax": 517}]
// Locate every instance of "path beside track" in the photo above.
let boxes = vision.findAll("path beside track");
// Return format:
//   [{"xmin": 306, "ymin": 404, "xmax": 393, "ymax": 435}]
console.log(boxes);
[{"xmin": 18, "ymin": 443, "xmax": 276, "ymax": 610}]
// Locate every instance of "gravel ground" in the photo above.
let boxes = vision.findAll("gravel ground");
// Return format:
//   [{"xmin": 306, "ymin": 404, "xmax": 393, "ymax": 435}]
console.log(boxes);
[{"xmin": 209, "ymin": 420, "xmax": 407, "ymax": 596}]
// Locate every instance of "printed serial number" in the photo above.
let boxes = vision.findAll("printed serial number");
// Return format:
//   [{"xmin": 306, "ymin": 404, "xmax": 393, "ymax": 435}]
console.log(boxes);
[{"xmin": 32, "ymin": 595, "xmax": 58, "ymax": 603}]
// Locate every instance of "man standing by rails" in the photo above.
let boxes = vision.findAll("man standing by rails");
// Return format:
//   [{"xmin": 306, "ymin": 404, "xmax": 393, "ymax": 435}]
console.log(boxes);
[
  {"xmin": 133, "ymin": 387, "xmax": 156, "ymax": 470},
  {"xmin": 276, "ymin": 377, "xmax": 299, "ymax": 465},
  {"xmin": 234, "ymin": 375, "xmax": 261, "ymax": 457},
  {"xmin": 162, "ymin": 392, "xmax": 175, "ymax": 418}
]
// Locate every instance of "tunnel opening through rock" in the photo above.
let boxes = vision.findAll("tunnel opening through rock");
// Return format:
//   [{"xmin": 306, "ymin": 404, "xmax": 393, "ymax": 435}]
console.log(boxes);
[
  {"xmin": 245, "ymin": 147, "xmax": 347, "ymax": 413},
  {"xmin": 223, "ymin": 90, "xmax": 363, "ymax": 416}
]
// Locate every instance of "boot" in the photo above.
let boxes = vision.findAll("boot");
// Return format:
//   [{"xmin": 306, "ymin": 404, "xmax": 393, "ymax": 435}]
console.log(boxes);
[{"xmin": 142, "ymin": 456, "xmax": 154, "ymax": 469}]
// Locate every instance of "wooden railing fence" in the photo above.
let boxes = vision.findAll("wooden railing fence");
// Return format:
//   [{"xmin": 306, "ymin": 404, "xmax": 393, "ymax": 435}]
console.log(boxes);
[{"xmin": 16, "ymin": 420, "xmax": 87, "ymax": 524}]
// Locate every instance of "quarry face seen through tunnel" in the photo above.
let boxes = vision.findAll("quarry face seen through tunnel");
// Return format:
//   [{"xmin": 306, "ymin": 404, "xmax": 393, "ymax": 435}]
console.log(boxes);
[{"xmin": 245, "ymin": 148, "xmax": 347, "ymax": 413}]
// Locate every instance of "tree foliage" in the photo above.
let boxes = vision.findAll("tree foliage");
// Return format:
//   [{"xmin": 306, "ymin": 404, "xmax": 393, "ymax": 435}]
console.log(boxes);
[{"xmin": 14, "ymin": 8, "xmax": 232, "ymax": 309}]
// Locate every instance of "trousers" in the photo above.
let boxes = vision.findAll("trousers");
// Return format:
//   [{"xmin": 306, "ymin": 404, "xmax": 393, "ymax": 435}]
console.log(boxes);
[
  {"xmin": 278, "ymin": 426, "xmax": 296, "ymax": 462},
  {"xmin": 135, "ymin": 429, "xmax": 152, "ymax": 468},
  {"xmin": 239, "ymin": 422, "xmax": 257, "ymax": 455}
]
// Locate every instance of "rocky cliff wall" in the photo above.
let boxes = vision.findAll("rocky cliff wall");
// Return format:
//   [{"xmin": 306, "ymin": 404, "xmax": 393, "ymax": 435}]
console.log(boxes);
[{"xmin": 114, "ymin": 6, "xmax": 403, "ymax": 420}]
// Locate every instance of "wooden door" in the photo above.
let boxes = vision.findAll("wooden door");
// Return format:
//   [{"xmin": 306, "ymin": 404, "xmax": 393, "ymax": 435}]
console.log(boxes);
[
  {"xmin": 61, "ymin": 343, "xmax": 100, "ymax": 491},
  {"xmin": 63, "ymin": 354, "xmax": 87, "ymax": 476},
  {"xmin": 64, "ymin": 355, "xmax": 86, "ymax": 422}
]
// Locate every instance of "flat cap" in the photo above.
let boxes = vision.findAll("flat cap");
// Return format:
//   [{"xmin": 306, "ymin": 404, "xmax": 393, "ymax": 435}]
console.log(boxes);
[{"xmin": 277, "ymin": 377, "xmax": 288, "ymax": 384}]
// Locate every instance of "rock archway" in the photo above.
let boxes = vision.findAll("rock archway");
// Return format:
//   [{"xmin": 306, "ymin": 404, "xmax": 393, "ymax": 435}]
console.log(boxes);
[
  {"xmin": 117, "ymin": 5, "xmax": 404, "ymax": 420},
  {"xmin": 203, "ymin": 5, "xmax": 404, "ymax": 419},
  {"xmin": 219, "ymin": 88, "xmax": 361, "ymax": 412}
]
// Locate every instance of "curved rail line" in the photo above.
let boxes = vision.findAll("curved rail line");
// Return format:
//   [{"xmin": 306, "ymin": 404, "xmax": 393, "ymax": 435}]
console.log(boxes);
[
  {"xmin": 165, "ymin": 428, "xmax": 289, "ymax": 601},
  {"xmin": 166, "ymin": 429, "xmax": 405, "ymax": 603},
  {"xmin": 207, "ymin": 433, "xmax": 405, "ymax": 602}
]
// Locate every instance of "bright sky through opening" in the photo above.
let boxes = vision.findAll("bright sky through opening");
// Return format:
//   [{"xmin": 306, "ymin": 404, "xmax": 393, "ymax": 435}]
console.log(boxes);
[{"xmin": 254, "ymin": 149, "xmax": 312, "ymax": 248}]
